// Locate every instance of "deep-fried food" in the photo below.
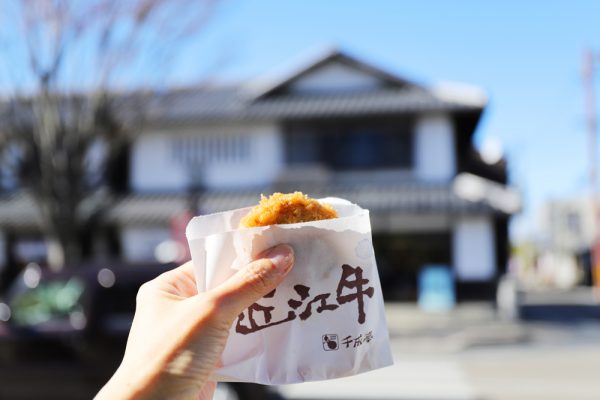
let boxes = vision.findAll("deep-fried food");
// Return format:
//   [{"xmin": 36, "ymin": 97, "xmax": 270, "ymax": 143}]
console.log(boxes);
[{"xmin": 240, "ymin": 192, "xmax": 337, "ymax": 227}]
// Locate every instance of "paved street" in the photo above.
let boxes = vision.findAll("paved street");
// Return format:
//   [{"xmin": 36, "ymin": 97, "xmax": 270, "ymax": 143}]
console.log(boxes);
[
  {"xmin": 277, "ymin": 302, "xmax": 600, "ymax": 400},
  {"xmin": 461, "ymin": 341, "xmax": 600, "ymax": 400},
  {"xmin": 279, "ymin": 355, "xmax": 477, "ymax": 400},
  {"xmin": 2, "ymin": 300, "xmax": 599, "ymax": 399}
]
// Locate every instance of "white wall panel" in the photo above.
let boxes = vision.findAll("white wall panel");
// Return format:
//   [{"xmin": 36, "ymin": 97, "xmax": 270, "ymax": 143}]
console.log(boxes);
[
  {"xmin": 452, "ymin": 216, "xmax": 496, "ymax": 281},
  {"xmin": 131, "ymin": 124, "xmax": 282, "ymax": 191},
  {"xmin": 415, "ymin": 114, "xmax": 456, "ymax": 181}
]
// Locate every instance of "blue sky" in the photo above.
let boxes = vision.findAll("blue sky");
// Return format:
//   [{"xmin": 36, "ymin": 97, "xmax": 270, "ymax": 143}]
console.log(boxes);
[
  {"xmin": 2, "ymin": 1, "xmax": 598, "ymax": 241},
  {"xmin": 184, "ymin": 0, "xmax": 596, "ymax": 241}
]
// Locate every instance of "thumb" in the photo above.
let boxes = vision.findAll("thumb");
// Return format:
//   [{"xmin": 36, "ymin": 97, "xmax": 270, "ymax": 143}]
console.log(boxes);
[{"xmin": 210, "ymin": 244, "xmax": 295, "ymax": 319}]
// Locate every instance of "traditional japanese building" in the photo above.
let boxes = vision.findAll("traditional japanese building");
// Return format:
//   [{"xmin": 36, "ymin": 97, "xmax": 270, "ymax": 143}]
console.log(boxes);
[{"xmin": 0, "ymin": 48, "xmax": 520, "ymax": 300}]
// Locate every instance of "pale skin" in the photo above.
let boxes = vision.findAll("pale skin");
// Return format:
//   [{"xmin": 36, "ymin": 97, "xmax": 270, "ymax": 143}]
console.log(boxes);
[{"xmin": 96, "ymin": 244, "xmax": 295, "ymax": 400}]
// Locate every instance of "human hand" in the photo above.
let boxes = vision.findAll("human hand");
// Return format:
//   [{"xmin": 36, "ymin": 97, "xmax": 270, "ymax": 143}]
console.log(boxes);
[{"xmin": 96, "ymin": 244, "xmax": 295, "ymax": 400}]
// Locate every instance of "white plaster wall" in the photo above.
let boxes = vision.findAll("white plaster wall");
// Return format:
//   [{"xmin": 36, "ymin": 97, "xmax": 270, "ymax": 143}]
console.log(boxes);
[
  {"xmin": 132, "ymin": 134, "xmax": 187, "ymax": 191},
  {"xmin": 414, "ymin": 114, "xmax": 456, "ymax": 181},
  {"xmin": 452, "ymin": 216, "xmax": 496, "ymax": 281},
  {"xmin": 121, "ymin": 227, "xmax": 170, "ymax": 262},
  {"xmin": 203, "ymin": 128, "xmax": 282, "ymax": 188},
  {"xmin": 131, "ymin": 123, "xmax": 283, "ymax": 191},
  {"xmin": 290, "ymin": 61, "xmax": 381, "ymax": 93}
]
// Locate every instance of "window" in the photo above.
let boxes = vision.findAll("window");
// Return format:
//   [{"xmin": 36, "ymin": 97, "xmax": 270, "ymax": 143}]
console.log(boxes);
[
  {"xmin": 171, "ymin": 135, "xmax": 250, "ymax": 166},
  {"xmin": 286, "ymin": 132, "xmax": 319, "ymax": 164},
  {"xmin": 286, "ymin": 121, "xmax": 413, "ymax": 170},
  {"xmin": 327, "ymin": 128, "xmax": 412, "ymax": 170}
]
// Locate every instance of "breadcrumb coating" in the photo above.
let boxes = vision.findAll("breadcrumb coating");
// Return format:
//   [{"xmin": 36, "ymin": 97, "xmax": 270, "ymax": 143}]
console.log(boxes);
[{"xmin": 239, "ymin": 192, "xmax": 338, "ymax": 227}]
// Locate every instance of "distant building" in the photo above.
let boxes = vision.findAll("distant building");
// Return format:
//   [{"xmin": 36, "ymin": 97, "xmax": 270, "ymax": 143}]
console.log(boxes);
[
  {"xmin": 539, "ymin": 198, "xmax": 596, "ymax": 253},
  {"xmin": 0, "ymin": 49, "xmax": 520, "ymax": 300},
  {"xmin": 536, "ymin": 198, "xmax": 597, "ymax": 287}
]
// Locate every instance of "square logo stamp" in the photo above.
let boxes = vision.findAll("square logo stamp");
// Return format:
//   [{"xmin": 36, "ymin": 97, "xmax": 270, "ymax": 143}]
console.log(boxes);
[{"xmin": 322, "ymin": 334, "xmax": 339, "ymax": 351}]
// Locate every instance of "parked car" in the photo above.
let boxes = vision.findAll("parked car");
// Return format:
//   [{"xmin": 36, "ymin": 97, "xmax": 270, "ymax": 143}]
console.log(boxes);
[{"xmin": 0, "ymin": 261, "xmax": 273, "ymax": 400}]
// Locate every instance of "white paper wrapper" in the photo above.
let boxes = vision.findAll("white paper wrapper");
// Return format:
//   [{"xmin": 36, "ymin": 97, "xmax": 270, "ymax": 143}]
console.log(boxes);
[{"xmin": 186, "ymin": 197, "xmax": 393, "ymax": 384}]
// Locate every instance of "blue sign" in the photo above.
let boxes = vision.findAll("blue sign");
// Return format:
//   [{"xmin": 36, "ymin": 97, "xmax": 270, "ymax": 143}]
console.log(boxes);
[{"xmin": 418, "ymin": 265, "xmax": 455, "ymax": 312}]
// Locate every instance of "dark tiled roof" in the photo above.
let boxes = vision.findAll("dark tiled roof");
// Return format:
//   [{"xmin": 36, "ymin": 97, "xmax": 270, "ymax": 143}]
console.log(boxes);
[
  {"xmin": 107, "ymin": 182, "xmax": 498, "ymax": 226},
  {"xmin": 0, "ymin": 174, "xmax": 519, "ymax": 229},
  {"xmin": 138, "ymin": 86, "xmax": 483, "ymax": 125},
  {"xmin": 241, "ymin": 88, "xmax": 482, "ymax": 118},
  {"xmin": 0, "ymin": 180, "xmax": 509, "ymax": 229}
]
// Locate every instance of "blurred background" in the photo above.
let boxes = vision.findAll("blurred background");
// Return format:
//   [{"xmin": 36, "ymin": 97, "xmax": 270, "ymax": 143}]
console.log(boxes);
[{"xmin": 0, "ymin": 1, "xmax": 599, "ymax": 399}]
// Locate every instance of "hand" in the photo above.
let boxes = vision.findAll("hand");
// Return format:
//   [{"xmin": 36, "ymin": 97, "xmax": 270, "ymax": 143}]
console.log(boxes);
[{"xmin": 96, "ymin": 244, "xmax": 295, "ymax": 400}]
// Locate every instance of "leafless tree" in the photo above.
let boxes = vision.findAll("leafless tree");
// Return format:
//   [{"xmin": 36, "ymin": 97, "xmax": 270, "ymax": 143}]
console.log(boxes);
[{"xmin": 0, "ymin": 0, "xmax": 219, "ymax": 269}]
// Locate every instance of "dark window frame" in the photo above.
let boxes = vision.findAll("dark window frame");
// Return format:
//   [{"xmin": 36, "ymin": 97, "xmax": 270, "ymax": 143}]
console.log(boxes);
[{"xmin": 285, "ymin": 117, "xmax": 414, "ymax": 170}]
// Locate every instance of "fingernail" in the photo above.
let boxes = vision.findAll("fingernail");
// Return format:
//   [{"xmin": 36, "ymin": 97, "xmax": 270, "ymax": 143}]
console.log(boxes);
[{"xmin": 264, "ymin": 244, "xmax": 294, "ymax": 273}]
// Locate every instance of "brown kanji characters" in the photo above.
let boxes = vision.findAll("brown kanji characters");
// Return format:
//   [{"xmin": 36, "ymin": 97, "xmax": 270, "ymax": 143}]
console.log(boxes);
[
  {"xmin": 235, "ymin": 289, "xmax": 295, "ymax": 335},
  {"xmin": 288, "ymin": 284, "xmax": 339, "ymax": 320},
  {"xmin": 287, "ymin": 284, "xmax": 310, "ymax": 309},
  {"xmin": 236, "ymin": 284, "xmax": 331, "ymax": 334},
  {"xmin": 236, "ymin": 264, "xmax": 376, "ymax": 335},
  {"xmin": 299, "ymin": 293, "xmax": 339, "ymax": 320},
  {"xmin": 336, "ymin": 264, "xmax": 375, "ymax": 324}
]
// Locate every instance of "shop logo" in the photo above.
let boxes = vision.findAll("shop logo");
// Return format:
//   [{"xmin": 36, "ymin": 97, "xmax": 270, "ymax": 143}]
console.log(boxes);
[{"xmin": 322, "ymin": 334, "xmax": 339, "ymax": 351}]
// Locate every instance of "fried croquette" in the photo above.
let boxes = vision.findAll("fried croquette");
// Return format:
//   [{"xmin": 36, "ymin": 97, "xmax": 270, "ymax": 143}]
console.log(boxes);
[{"xmin": 240, "ymin": 192, "xmax": 337, "ymax": 227}]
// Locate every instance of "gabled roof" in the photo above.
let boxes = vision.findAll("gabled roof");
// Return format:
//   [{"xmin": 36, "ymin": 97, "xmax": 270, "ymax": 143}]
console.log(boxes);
[
  {"xmin": 243, "ymin": 47, "xmax": 420, "ymax": 101},
  {"xmin": 1, "ymin": 48, "xmax": 487, "ymax": 127}
]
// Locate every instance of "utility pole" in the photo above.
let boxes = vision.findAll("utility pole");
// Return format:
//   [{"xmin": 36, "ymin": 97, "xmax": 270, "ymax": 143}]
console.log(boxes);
[{"xmin": 583, "ymin": 48, "xmax": 600, "ymax": 292}]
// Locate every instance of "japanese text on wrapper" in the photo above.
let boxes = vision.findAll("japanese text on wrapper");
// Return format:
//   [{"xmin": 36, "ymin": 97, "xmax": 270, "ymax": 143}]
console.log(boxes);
[
  {"xmin": 235, "ymin": 264, "xmax": 375, "ymax": 335},
  {"xmin": 341, "ymin": 331, "xmax": 374, "ymax": 348}
]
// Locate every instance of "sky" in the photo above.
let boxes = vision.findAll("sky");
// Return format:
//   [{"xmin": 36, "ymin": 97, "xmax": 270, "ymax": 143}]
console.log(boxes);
[
  {"xmin": 183, "ymin": 0, "xmax": 597, "ymax": 242},
  {"xmin": 2, "ymin": 0, "xmax": 599, "ymax": 242}
]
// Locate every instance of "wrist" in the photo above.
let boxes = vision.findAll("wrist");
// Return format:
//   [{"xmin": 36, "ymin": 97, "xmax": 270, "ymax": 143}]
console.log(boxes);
[
  {"xmin": 95, "ymin": 363, "xmax": 151, "ymax": 400},
  {"xmin": 96, "ymin": 358, "xmax": 204, "ymax": 400}
]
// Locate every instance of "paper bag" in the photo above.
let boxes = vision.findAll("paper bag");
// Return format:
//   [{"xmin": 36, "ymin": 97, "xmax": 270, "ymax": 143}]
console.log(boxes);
[{"xmin": 186, "ymin": 197, "xmax": 393, "ymax": 384}]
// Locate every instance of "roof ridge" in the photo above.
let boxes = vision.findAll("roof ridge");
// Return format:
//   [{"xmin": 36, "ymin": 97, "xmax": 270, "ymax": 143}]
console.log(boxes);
[{"xmin": 241, "ymin": 46, "xmax": 420, "ymax": 102}]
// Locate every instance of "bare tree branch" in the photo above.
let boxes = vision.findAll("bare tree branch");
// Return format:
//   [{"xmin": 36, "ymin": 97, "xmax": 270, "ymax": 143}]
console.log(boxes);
[{"xmin": 0, "ymin": 0, "xmax": 221, "ymax": 269}]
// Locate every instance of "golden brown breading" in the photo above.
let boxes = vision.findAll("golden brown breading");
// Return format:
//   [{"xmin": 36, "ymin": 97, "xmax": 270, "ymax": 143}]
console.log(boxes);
[{"xmin": 239, "ymin": 192, "xmax": 337, "ymax": 227}]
